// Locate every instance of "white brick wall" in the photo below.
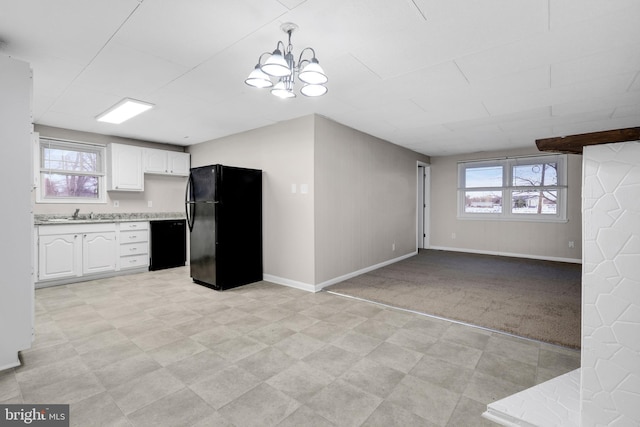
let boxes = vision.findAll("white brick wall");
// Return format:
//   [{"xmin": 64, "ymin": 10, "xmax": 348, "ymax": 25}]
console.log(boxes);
[{"xmin": 581, "ymin": 141, "xmax": 640, "ymax": 426}]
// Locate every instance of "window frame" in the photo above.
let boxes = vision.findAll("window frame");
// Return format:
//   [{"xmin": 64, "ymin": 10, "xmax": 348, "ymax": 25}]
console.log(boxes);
[
  {"xmin": 457, "ymin": 154, "xmax": 568, "ymax": 222},
  {"xmin": 36, "ymin": 138, "xmax": 107, "ymax": 204}
]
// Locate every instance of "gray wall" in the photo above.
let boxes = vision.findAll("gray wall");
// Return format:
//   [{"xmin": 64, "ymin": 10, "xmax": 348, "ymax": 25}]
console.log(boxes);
[
  {"xmin": 188, "ymin": 115, "xmax": 316, "ymax": 288},
  {"xmin": 429, "ymin": 146, "xmax": 583, "ymax": 262},
  {"xmin": 187, "ymin": 114, "xmax": 430, "ymax": 290},
  {"xmin": 34, "ymin": 125, "xmax": 187, "ymax": 215},
  {"xmin": 314, "ymin": 116, "xmax": 430, "ymax": 285}
]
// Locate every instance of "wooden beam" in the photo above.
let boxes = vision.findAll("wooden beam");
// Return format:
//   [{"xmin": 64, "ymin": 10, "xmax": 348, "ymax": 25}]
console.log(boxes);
[{"xmin": 536, "ymin": 127, "xmax": 640, "ymax": 154}]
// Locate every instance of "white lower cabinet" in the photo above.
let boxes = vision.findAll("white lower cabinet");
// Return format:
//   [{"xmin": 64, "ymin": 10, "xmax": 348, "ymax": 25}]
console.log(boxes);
[
  {"xmin": 82, "ymin": 231, "xmax": 117, "ymax": 275},
  {"xmin": 118, "ymin": 221, "xmax": 149, "ymax": 270},
  {"xmin": 37, "ymin": 222, "xmax": 146, "ymax": 285},
  {"xmin": 38, "ymin": 233, "xmax": 82, "ymax": 281}
]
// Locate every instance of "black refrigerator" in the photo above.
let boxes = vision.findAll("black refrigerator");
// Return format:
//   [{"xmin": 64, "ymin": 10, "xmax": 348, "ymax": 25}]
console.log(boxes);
[{"xmin": 185, "ymin": 164, "xmax": 262, "ymax": 290}]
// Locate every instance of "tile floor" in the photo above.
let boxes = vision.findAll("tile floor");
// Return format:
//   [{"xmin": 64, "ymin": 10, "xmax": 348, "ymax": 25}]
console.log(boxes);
[{"xmin": 0, "ymin": 267, "xmax": 581, "ymax": 427}]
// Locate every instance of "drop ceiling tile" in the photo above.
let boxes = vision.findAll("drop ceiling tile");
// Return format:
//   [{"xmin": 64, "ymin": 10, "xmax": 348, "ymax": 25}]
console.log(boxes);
[
  {"xmin": 470, "ymin": 66, "xmax": 550, "ymax": 99},
  {"xmin": 73, "ymin": 42, "xmax": 189, "ymax": 99},
  {"xmin": 612, "ymin": 104, "xmax": 640, "ymax": 119},
  {"xmin": 483, "ymin": 72, "xmax": 634, "ymax": 116},
  {"xmin": 552, "ymin": 92, "xmax": 640, "ymax": 117},
  {"xmin": 0, "ymin": 0, "xmax": 138, "ymax": 63},
  {"xmin": 627, "ymin": 72, "xmax": 640, "ymax": 91},
  {"xmin": 551, "ymin": 45, "xmax": 640, "ymax": 88},
  {"xmin": 47, "ymin": 86, "xmax": 120, "ymax": 118},
  {"xmin": 552, "ymin": 116, "xmax": 640, "ymax": 137},
  {"xmin": 277, "ymin": 0, "xmax": 308, "ymax": 10},
  {"xmin": 549, "ymin": 0, "xmax": 640, "ymax": 29},
  {"xmin": 113, "ymin": 0, "xmax": 288, "ymax": 68},
  {"xmin": 350, "ymin": 0, "xmax": 548, "ymax": 80},
  {"xmin": 499, "ymin": 109, "xmax": 615, "ymax": 133},
  {"xmin": 456, "ymin": 9, "xmax": 640, "ymax": 84},
  {"xmin": 445, "ymin": 107, "xmax": 551, "ymax": 131}
]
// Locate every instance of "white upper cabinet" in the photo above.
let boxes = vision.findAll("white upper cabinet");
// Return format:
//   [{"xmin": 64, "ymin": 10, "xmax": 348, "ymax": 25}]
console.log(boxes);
[
  {"xmin": 144, "ymin": 148, "xmax": 190, "ymax": 176},
  {"xmin": 107, "ymin": 143, "xmax": 144, "ymax": 191},
  {"xmin": 168, "ymin": 151, "xmax": 190, "ymax": 176}
]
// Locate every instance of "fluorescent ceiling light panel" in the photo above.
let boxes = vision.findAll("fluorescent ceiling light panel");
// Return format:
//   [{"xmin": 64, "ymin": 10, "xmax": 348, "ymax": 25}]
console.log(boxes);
[{"xmin": 96, "ymin": 98, "xmax": 154, "ymax": 124}]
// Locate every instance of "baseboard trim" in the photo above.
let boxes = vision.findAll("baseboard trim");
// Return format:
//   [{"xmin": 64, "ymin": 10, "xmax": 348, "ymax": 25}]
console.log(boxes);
[
  {"xmin": 314, "ymin": 251, "xmax": 418, "ymax": 292},
  {"xmin": 262, "ymin": 275, "xmax": 316, "ymax": 293},
  {"xmin": 428, "ymin": 246, "xmax": 582, "ymax": 264},
  {"xmin": 264, "ymin": 251, "xmax": 418, "ymax": 293}
]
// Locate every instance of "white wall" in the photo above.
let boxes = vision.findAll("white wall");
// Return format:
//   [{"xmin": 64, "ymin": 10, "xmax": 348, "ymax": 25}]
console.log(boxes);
[
  {"xmin": 314, "ymin": 116, "xmax": 430, "ymax": 286},
  {"xmin": 0, "ymin": 55, "xmax": 33, "ymax": 370},
  {"xmin": 188, "ymin": 115, "xmax": 316, "ymax": 288},
  {"xmin": 33, "ymin": 125, "xmax": 187, "ymax": 215},
  {"xmin": 581, "ymin": 141, "xmax": 640, "ymax": 426},
  {"xmin": 429, "ymin": 147, "xmax": 583, "ymax": 262}
]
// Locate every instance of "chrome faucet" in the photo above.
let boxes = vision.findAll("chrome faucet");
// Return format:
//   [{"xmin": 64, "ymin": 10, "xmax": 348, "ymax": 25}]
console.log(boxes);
[{"xmin": 72, "ymin": 208, "xmax": 80, "ymax": 219}]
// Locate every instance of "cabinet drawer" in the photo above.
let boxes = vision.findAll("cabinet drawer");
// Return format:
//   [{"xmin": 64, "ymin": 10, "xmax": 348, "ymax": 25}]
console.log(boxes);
[
  {"xmin": 120, "ymin": 229, "xmax": 149, "ymax": 243},
  {"xmin": 120, "ymin": 221, "xmax": 148, "ymax": 231},
  {"xmin": 119, "ymin": 242, "xmax": 148, "ymax": 257},
  {"xmin": 119, "ymin": 254, "xmax": 149, "ymax": 270}
]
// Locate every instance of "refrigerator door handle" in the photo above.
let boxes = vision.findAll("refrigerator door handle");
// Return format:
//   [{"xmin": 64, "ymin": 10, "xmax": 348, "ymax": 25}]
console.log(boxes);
[{"xmin": 185, "ymin": 173, "xmax": 194, "ymax": 232}]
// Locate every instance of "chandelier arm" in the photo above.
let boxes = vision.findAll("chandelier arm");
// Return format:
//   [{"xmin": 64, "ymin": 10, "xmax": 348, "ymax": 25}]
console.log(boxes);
[
  {"xmin": 297, "ymin": 47, "xmax": 317, "ymax": 65},
  {"xmin": 257, "ymin": 51, "xmax": 273, "ymax": 65}
]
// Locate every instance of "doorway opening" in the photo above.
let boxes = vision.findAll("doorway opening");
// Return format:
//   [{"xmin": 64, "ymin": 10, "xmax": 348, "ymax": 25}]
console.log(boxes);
[{"xmin": 417, "ymin": 164, "xmax": 430, "ymax": 249}]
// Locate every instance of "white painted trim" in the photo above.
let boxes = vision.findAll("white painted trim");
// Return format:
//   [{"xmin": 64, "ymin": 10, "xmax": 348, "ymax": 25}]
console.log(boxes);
[
  {"xmin": 264, "ymin": 251, "xmax": 418, "ymax": 293},
  {"xmin": 429, "ymin": 246, "xmax": 582, "ymax": 264},
  {"xmin": 314, "ymin": 251, "xmax": 418, "ymax": 292},
  {"xmin": 262, "ymin": 274, "xmax": 316, "ymax": 293},
  {"xmin": 0, "ymin": 359, "xmax": 21, "ymax": 372}
]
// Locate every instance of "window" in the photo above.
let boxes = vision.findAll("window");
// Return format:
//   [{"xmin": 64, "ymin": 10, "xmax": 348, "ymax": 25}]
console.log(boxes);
[
  {"xmin": 37, "ymin": 138, "xmax": 106, "ymax": 203},
  {"xmin": 458, "ymin": 154, "xmax": 567, "ymax": 221}
]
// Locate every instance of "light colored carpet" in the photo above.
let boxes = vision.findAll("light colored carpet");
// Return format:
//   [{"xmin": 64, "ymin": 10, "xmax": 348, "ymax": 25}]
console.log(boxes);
[{"xmin": 327, "ymin": 250, "xmax": 582, "ymax": 348}]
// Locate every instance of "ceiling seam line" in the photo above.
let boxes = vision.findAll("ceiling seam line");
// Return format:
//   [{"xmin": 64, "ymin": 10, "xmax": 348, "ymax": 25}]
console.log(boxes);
[
  {"xmin": 156, "ymin": 10, "xmax": 292, "ymax": 92},
  {"xmin": 409, "ymin": 0, "xmax": 427, "ymax": 21},
  {"xmin": 349, "ymin": 54, "xmax": 382, "ymax": 80},
  {"xmin": 453, "ymin": 60, "xmax": 470, "ymax": 85},
  {"xmin": 43, "ymin": 2, "xmax": 146, "ymax": 117}
]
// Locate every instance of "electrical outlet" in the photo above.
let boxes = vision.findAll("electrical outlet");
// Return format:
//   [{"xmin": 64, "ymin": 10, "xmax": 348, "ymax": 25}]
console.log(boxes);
[
  {"xmin": 569, "ymin": 241, "xmax": 575, "ymax": 248},
  {"xmin": 113, "ymin": 200, "xmax": 119, "ymax": 207},
  {"xmin": 148, "ymin": 200, "xmax": 153, "ymax": 208},
  {"xmin": 451, "ymin": 232, "xmax": 456, "ymax": 239},
  {"xmin": 392, "ymin": 243, "xmax": 395, "ymax": 251}
]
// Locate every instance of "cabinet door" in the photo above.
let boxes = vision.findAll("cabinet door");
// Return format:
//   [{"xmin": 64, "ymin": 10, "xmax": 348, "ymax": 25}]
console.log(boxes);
[
  {"xmin": 144, "ymin": 148, "xmax": 168, "ymax": 174},
  {"xmin": 38, "ymin": 234, "xmax": 82, "ymax": 281},
  {"xmin": 83, "ymin": 231, "xmax": 117, "ymax": 275},
  {"xmin": 109, "ymin": 144, "xmax": 144, "ymax": 191},
  {"xmin": 168, "ymin": 152, "xmax": 190, "ymax": 176}
]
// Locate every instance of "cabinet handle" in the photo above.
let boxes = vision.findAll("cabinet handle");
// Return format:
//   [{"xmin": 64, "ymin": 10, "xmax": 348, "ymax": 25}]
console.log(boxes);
[
  {"xmin": 130, "ymin": 247, "xmax": 137, "ymax": 251},
  {"xmin": 130, "ymin": 225, "xmax": 138, "ymax": 228},
  {"xmin": 129, "ymin": 259, "xmax": 137, "ymax": 264},
  {"xmin": 74, "ymin": 234, "xmax": 78, "ymax": 239},
  {"xmin": 129, "ymin": 235, "xmax": 137, "ymax": 239}
]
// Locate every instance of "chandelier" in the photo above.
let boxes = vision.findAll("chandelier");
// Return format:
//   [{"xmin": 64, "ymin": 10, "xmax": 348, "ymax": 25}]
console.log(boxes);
[{"xmin": 244, "ymin": 23, "xmax": 327, "ymax": 99}]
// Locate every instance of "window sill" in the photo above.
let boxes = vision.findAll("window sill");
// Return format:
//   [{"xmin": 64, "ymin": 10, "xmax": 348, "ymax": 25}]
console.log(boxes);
[
  {"xmin": 457, "ymin": 215, "xmax": 569, "ymax": 223},
  {"xmin": 36, "ymin": 198, "xmax": 107, "ymax": 204}
]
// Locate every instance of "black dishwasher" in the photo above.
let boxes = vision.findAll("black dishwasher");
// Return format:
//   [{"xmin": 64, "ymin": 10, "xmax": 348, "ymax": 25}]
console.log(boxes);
[{"xmin": 150, "ymin": 219, "xmax": 186, "ymax": 271}]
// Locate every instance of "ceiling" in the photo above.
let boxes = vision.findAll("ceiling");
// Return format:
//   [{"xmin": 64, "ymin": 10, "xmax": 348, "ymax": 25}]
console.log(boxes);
[{"xmin": 1, "ymin": 0, "xmax": 639, "ymax": 156}]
